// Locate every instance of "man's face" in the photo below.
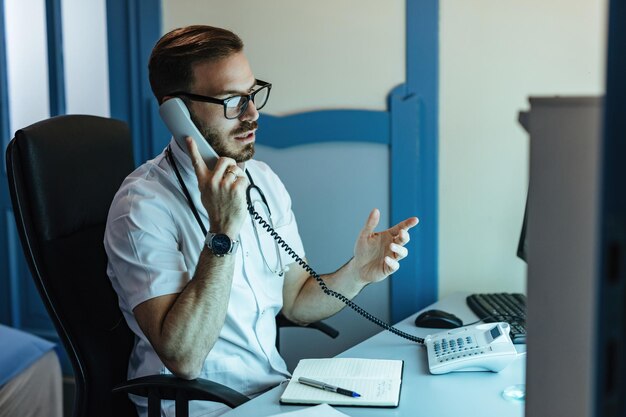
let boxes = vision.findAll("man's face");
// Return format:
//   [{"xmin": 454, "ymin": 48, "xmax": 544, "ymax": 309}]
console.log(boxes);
[{"xmin": 187, "ymin": 52, "xmax": 259, "ymax": 163}]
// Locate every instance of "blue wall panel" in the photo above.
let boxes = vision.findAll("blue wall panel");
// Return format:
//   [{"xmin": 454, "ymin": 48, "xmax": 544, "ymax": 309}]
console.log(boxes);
[
  {"xmin": 389, "ymin": 0, "xmax": 439, "ymax": 322},
  {"xmin": 257, "ymin": 110, "xmax": 389, "ymax": 148},
  {"xmin": 45, "ymin": 0, "xmax": 65, "ymax": 116},
  {"xmin": 107, "ymin": 0, "xmax": 163, "ymax": 164},
  {"xmin": 389, "ymin": 86, "xmax": 437, "ymax": 322}
]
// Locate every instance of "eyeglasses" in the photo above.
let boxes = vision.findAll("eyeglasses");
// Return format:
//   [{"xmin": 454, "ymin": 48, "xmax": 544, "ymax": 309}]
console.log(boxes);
[{"xmin": 169, "ymin": 79, "xmax": 272, "ymax": 119}]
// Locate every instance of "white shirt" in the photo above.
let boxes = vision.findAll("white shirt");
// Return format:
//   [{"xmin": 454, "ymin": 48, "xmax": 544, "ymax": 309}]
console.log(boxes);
[{"xmin": 104, "ymin": 139, "xmax": 305, "ymax": 416}]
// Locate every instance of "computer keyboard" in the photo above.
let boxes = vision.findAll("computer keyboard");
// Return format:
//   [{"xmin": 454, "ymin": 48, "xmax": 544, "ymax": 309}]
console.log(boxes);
[{"xmin": 466, "ymin": 293, "xmax": 527, "ymax": 344}]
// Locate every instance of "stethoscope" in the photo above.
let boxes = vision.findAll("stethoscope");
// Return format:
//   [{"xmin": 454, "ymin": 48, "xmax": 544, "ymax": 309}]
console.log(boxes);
[
  {"xmin": 245, "ymin": 183, "xmax": 289, "ymax": 276},
  {"xmin": 166, "ymin": 145, "xmax": 288, "ymax": 277}
]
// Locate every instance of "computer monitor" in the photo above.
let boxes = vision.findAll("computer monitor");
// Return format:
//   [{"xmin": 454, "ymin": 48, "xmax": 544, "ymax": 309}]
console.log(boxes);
[{"xmin": 523, "ymin": 96, "xmax": 603, "ymax": 417}]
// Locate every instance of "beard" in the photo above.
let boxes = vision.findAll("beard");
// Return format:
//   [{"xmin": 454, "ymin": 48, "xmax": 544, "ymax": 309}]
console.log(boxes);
[{"xmin": 189, "ymin": 111, "xmax": 256, "ymax": 163}]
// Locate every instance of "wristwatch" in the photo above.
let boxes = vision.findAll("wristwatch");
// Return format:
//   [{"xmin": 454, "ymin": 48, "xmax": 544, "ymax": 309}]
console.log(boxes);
[{"xmin": 205, "ymin": 232, "xmax": 239, "ymax": 256}]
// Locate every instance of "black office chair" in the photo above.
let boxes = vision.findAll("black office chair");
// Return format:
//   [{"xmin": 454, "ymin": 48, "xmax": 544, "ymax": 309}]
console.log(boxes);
[
  {"xmin": 5, "ymin": 115, "xmax": 250, "ymax": 417},
  {"xmin": 5, "ymin": 115, "xmax": 338, "ymax": 417}
]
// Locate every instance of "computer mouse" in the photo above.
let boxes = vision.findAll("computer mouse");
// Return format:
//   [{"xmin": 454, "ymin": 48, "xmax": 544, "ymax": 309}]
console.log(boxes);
[{"xmin": 414, "ymin": 309, "xmax": 463, "ymax": 329}]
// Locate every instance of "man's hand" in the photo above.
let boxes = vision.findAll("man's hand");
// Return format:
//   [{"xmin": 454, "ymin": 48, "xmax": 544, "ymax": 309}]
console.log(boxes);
[
  {"xmin": 280, "ymin": 209, "xmax": 418, "ymax": 325},
  {"xmin": 186, "ymin": 137, "xmax": 248, "ymax": 237},
  {"xmin": 353, "ymin": 209, "xmax": 419, "ymax": 284}
]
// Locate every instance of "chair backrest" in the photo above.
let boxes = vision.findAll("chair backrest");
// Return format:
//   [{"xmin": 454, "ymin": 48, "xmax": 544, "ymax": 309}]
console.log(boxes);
[{"xmin": 6, "ymin": 115, "xmax": 137, "ymax": 417}]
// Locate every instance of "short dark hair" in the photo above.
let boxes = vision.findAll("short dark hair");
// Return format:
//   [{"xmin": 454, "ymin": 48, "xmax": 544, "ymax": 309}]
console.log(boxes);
[{"xmin": 148, "ymin": 25, "xmax": 243, "ymax": 104}]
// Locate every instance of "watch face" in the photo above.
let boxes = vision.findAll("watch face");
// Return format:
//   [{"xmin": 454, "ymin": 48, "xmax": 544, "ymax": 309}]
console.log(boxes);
[{"xmin": 212, "ymin": 234, "xmax": 232, "ymax": 255}]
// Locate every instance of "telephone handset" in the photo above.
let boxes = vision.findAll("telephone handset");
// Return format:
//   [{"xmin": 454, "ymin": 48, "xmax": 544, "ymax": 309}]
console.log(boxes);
[{"xmin": 159, "ymin": 98, "xmax": 219, "ymax": 169}]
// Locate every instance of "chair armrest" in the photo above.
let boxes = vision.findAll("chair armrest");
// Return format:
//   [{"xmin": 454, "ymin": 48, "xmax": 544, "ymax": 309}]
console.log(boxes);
[
  {"xmin": 276, "ymin": 314, "xmax": 339, "ymax": 339},
  {"xmin": 306, "ymin": 320, "xmax": 340, "ymax": 339},
  {"xmin": 113, "ymin": 374, "xmax": 250, "ymax": 416}
]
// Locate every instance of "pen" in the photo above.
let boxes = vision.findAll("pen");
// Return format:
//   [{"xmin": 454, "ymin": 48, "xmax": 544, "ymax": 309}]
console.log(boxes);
[{"xmin": 298, "ymin": 377, "xmax": 361, "ymax": 398}]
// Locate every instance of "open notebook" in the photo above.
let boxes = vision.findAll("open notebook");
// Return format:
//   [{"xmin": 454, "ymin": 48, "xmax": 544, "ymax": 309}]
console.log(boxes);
[{"xmin": 280, "ymin": 358, "xmax": 404, "ymax": 407}]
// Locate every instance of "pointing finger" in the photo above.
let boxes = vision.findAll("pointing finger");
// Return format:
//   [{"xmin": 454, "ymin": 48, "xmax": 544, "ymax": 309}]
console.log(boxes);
[{"xmin": 390, "ymin": 217, "xmax": 419, "ymax": 236}]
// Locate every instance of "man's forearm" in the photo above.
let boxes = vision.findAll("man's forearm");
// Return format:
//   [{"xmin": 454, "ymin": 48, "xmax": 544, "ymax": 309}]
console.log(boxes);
[
  {"xmin": 156, "ymin": 248, "xmax": 234, "ymax": 378},
  {"xmin": 286, "ymin": 258, "xmax": 368, "ymax": 325}
]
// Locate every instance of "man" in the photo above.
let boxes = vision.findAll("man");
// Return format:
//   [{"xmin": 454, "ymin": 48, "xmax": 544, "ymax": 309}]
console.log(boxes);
[{"xmin": 104, "ymin": 25, "xmax": 418, "ymax": 417}]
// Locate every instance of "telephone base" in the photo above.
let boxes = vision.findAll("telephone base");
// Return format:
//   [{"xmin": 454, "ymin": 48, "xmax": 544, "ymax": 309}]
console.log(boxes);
[{"xmin": 425, "ymin": 322, "xmax": 518, "ymax": 375}]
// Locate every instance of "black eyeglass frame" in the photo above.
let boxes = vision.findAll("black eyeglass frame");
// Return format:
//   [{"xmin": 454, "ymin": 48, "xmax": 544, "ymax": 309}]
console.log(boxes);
[{"xmin": 168, "ymin": 79, "xmax": 272, "ymax": 119}]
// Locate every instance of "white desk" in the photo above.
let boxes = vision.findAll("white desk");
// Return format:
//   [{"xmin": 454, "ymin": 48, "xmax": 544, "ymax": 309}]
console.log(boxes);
[{"xmin": 222, "ymin": 292, "xmax": 526, "ymax": 417}]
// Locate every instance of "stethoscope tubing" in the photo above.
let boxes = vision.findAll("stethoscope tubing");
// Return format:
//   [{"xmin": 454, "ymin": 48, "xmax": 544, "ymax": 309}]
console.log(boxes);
[{"xmin": 166, "ymin": 146, "xmax": 285, "ymax": 276}]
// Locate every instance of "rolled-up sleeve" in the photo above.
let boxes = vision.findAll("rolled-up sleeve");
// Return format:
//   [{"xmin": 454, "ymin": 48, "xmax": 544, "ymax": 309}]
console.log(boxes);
[{"xmin": 105, "ymin": 179, "xmax": 189, "ymax": 311}]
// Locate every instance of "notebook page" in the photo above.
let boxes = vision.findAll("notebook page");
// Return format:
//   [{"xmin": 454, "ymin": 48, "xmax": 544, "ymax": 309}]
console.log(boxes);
[
  {"xmin": 281, "ymin": 358, "xmax": 403, "ymax": 406},
  {"xmin": 290, "ymin": 358, "xmax": 403, "ymax": 380},
  {"xmin": 282, "ymin": 377, "xmax": 401, "ymax": 406}
]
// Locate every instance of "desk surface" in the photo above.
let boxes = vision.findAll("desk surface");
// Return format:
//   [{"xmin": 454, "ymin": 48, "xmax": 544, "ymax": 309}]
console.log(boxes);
[{"xmin": 222, "ymin": 292, "xmax": 526, "ymax": 417}]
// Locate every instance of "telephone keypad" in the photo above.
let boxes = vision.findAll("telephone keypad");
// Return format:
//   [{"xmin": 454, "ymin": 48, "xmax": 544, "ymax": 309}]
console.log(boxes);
[{"xmin": 434, "ymin": 336, "xmax": 481, "ymax": 362}]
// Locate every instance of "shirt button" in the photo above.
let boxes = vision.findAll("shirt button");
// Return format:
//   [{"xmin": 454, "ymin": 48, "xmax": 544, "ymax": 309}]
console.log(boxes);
[{"xmin": 245, "ymin": 251, "xmax": 249, "ymax": 257}]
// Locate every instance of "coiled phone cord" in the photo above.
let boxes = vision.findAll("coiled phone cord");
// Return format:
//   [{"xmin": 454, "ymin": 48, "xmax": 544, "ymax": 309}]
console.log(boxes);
[
  {"xmin": 246, "ymin": 199, "xmax": 425, "ymax": 345},
  {"xmin": 166, "ymin": 146, "xmax": 425, "ymax": 345}
]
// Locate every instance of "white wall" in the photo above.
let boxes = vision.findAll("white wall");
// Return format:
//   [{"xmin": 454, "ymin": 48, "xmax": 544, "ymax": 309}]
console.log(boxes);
[
  {"xmin": 438, "ymin": 0, "xmax": 607, "ymax": 297},
  {"xmin": 162, "ymin": 0, "xmax": 405, "ymax": 114}
]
